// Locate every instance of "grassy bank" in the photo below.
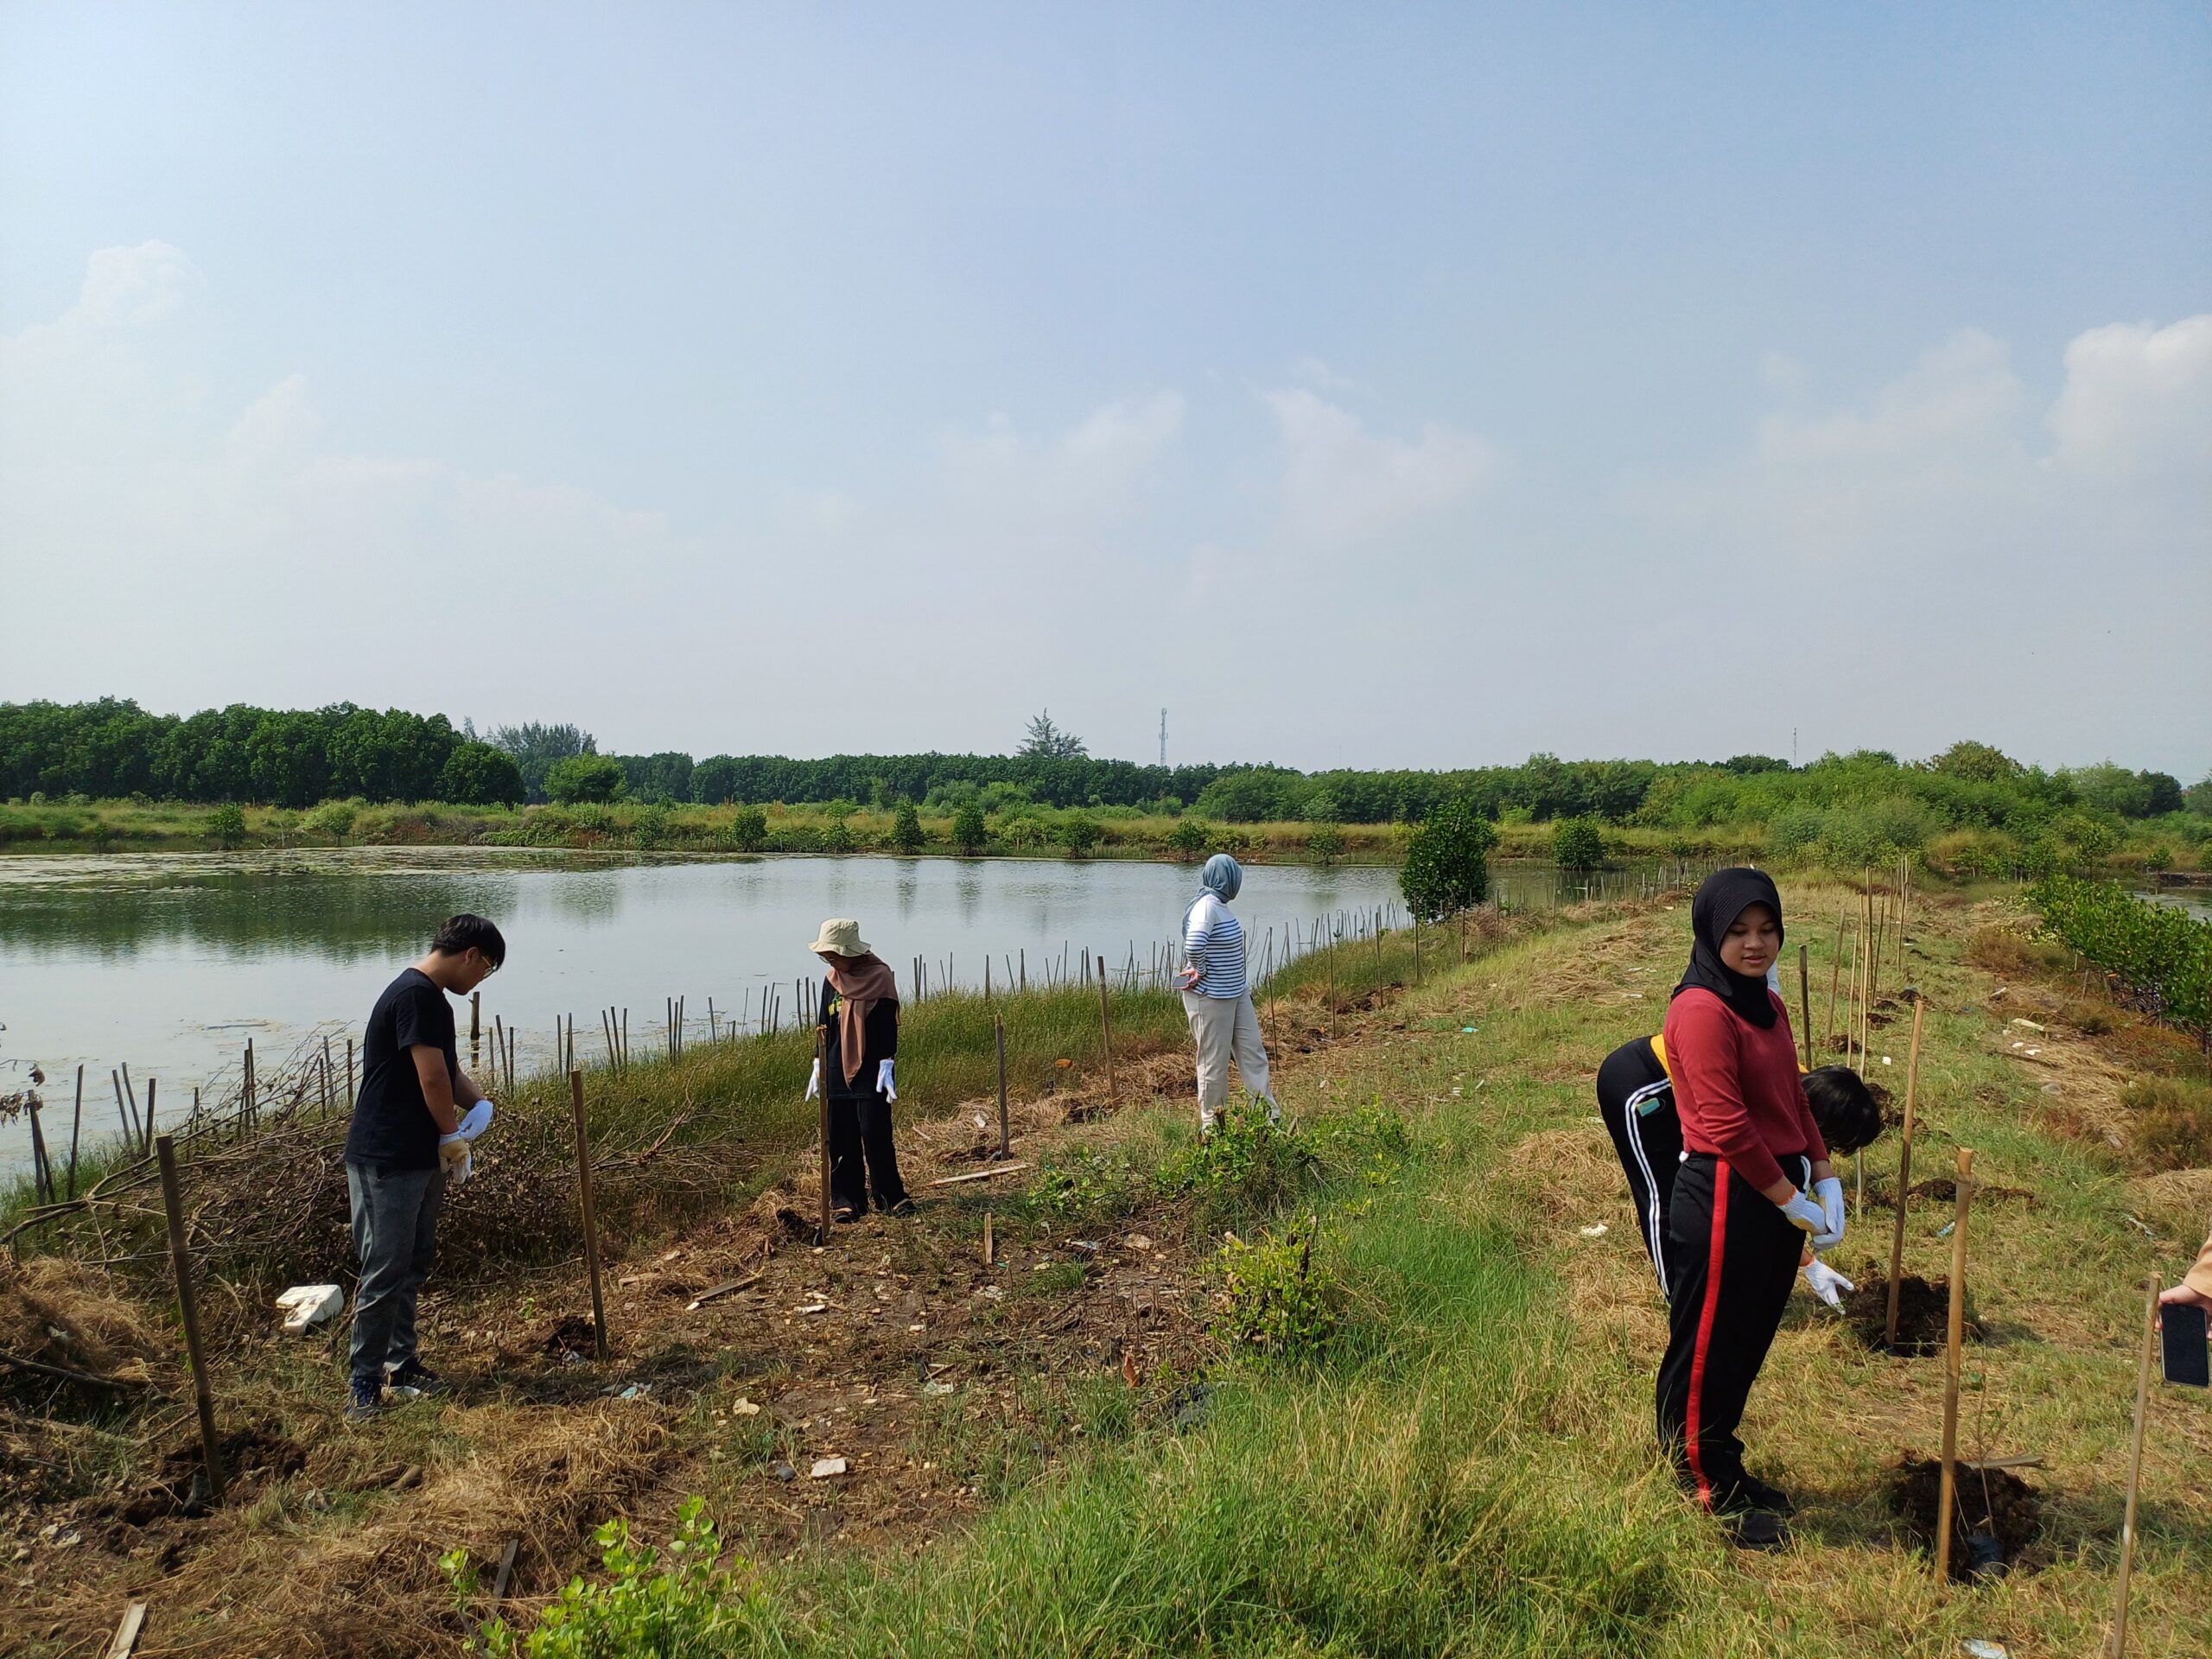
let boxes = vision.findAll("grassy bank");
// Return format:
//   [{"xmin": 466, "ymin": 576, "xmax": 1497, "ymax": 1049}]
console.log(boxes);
[{"xmin": 6, "ymin": 887, "xmax": 2210, "ymax": 1655}]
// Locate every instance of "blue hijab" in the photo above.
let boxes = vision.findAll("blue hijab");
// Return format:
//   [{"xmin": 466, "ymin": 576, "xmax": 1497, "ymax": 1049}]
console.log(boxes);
[{"xmin": 1184, "ymin": 854, "xmax": 1243, "ymax": 938}]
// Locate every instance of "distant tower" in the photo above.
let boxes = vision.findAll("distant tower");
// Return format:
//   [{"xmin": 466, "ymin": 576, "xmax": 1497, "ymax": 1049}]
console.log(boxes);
[
  {"xmin": 1792, "ymin": 727, "xmax": 1798, "ymax": 767},
  {"xmin": 1160, "ymin": 709, "xmax": 1167, "ymax": 767}
]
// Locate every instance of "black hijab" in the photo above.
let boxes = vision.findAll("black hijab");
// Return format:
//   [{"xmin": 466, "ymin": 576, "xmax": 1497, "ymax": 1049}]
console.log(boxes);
[{"xmin": 1673, "ymin": 867, "xmax": 1783, "ymax": 1029}]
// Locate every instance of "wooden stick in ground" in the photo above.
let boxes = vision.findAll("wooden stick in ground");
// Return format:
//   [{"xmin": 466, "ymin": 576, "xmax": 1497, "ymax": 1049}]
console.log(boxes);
[
  {"xmin": 2108, "ymin": 1271, "xmax": 2160, "ymax": 1657},
  {"xmin": 67, "ymin": 1064, "xmax": 84, "ymax": 1201},
  {"xmin": 112, "ymin": 1070, "xmax": 136, "ymax": 1145},
  {"xmin": 1934, "ymin": 1144, "xmax": 1975, "ymax": 1582},
  {"xmin": 470, "ymin": 990, "xmax": 480, "ymax": 1067},
  {"xmin": 154, "ymin": 1135, "xmax": 225, "ymax": 1504},
  {"xmin": 982, "ymin": 1212, "xmax": 994, "ymax": 1268},
  {"xmin": 141, "ymin": 1078, "xmax": 156, "ymax": 1156},
  {"xmin": 1884, "ymin": 996, "xmax": 1928, "ymax": 1351},
  {"xmin": 26, "ymin": 1098, "xmax": 53, "ymax": 1205},
  {"xmin": 994, "ymin": 1013, "xmax": 1010, "ymax": 1159},
  {"xmin": 815, "ymin": 1027, "xmax": 832, "ymax": 1244},
  {"xmin": 105, "ymin": 1599, "xmax": 149, "ymax": 1658},
  {"xmin": 1796, "ymin": 943, "xmax": 1813, "ymax": 1070},
  {"xmin": 1096, "ymin": 958, "xmax": 1118, "ymax": 1105},
  {"xmin": 1827, "ymin": 906, "xmax": 1846, "ymax": 1047},
  {"xmin": 566, "ymin": 1070, "xmax": 609, "ymax": 1362},
  {"xmin": 491, "ymin": 1537, "xmax": 520, "ymax": 1607}
]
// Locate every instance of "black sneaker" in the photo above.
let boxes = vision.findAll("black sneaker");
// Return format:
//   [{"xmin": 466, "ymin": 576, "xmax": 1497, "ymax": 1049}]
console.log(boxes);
[
  {"xmin": 1728, "ymin": 1475, "xmax": 1796, "ymax": 1516},
  {"xmin": 1720, "ymin": 1509, "xmax": 1789, "ymax": 1551},
  {"xmin": 346, "ymin": 1381, "xmax": 385, "ymax": 1422},
  {"xmin": 386, "ymin": 1357, "xmax": 448, "ymax": 1397}
]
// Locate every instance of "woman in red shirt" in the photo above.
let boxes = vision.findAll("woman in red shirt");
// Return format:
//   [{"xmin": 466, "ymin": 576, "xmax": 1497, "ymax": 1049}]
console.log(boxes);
[{"xmin": 1655, "ymin": 868, "xmax": 1843, "ymax": 1549}]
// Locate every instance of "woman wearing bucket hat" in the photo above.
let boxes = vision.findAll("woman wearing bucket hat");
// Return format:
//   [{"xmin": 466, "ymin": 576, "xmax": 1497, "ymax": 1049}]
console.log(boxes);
[
  {"xmin": 804, "ymin": 918, "xmax": 912, "ymax": 1220},
  {"xmin": 1177, "ymin": 854, "xmax": 1275, "ymax": 1135}
]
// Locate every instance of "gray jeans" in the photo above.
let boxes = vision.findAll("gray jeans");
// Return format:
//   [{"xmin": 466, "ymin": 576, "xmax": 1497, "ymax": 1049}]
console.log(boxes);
[{"xmin": 346, "ymin": 1161, "xmax": 446, "ymax": 1389}]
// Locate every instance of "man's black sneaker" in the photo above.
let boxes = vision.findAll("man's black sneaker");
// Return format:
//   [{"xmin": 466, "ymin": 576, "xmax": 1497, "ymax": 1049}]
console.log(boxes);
[
  {"xmin": 386, "ymin": 1357, "xmax": 448, "ymax": 1397},
  {"xmin": 1721, "ymin": 1509, "xmax": 1789, "ymax": 1551},
  {"xmin": 1728, "ymin": 1476, "xmax": 1796, "ymax": 1516},
  {"xmin": 346, "ymin": 1382, "xmax": 385, "ymax": 1422}
]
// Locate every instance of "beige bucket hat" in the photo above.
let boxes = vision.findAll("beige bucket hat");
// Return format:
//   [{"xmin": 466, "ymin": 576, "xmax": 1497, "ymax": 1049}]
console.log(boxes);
[{"xmin": 808, "ymin": 918, "xmax": 870, "ymax": 958}]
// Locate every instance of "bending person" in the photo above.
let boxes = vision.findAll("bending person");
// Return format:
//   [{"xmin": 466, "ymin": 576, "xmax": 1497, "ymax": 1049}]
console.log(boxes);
[
  {"xmin": 1653, "ymin": 868, "xmax": 1840, "ymax": 1549},
  {"xmin": 343, "ymin": 912, "xmax": 504, "ymax": 1422},
  {"xmin": 1176, "ymin": 854, "xmax": 1274, "ymax": 1135},
  {"xmin": 805, "ymin": 918, "xmax": 912, "ymax": 1220}
]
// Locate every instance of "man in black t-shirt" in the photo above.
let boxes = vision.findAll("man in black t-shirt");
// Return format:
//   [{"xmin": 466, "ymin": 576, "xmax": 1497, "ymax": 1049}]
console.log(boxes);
[{"xmin": 343, "ymin": 913, "xmax": 505, "ymax": 1421}]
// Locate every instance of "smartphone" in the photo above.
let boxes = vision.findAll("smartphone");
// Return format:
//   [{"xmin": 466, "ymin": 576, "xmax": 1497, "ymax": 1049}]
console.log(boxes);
[{"xmin": 2164, "ymin": 1302, "xmax": 2210, "ymax": 1389}]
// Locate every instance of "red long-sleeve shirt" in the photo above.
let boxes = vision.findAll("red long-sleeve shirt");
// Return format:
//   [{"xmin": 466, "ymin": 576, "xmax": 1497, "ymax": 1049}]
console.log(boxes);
[{"xmin": 1661, "ymin": 987, "xmax": 1827, "ymax": 1194}]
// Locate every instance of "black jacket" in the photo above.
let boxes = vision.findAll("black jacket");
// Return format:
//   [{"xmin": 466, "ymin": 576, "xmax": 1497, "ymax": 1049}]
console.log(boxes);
[{"xmin": 818, "ymin": 976, "xmax": 899, "ymax": 1101}]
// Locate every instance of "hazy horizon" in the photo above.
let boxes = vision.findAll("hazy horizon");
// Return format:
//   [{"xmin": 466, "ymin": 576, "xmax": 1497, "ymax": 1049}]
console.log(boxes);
[{"xmin": 3, "ymin": 5, "xmax": 2206, "ymax": 777}]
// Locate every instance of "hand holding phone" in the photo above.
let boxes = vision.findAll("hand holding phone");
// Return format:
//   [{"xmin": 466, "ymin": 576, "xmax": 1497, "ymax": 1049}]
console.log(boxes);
[{"xmin": 2162, "ymin": 1300, "xmax": 2209, "ymax": 1389}]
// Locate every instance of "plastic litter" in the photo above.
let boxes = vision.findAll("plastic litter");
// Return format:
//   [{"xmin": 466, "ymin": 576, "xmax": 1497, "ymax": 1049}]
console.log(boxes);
[
  {"xmin": 1961, "ymin": 1639, "xmax": 2007, "ymax": 1657},
  {"xmin": 275, "ymin": 1284, "xmax": 343, "ymax": 1335},
  {"xmin": 921, "ymin": 1379, "xmax": 955, "ymax": 1397},
  {"xmin": 1578, "ymin": 1224, "xmax": 1608, "ymax": 1238}
]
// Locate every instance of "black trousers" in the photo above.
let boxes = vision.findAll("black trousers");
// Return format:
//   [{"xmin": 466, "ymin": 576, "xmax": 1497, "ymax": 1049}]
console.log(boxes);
[
  {"xmin": 1654, "ymin": 1152, "xmax": 1808, "ymax": 1509},
  {"xmin": 828, "ymin": 1090, "xmax": 907, "ymax": 1212},
  {"xmin": 1596, "ymin": 1041, "xmax": 1683, "ymax": 1294}
]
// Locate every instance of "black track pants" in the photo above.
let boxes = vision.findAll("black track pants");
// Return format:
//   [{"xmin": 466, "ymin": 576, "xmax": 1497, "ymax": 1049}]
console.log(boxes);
[
  {"xmin": 1596, "ymin": 1043, "xmax": 1682, "ymax": 1294},
  {"xmin": 1654, "ymin": 1152, "xmax": 1808, "ymax": 1509},
  {"xmin": 829, "ymin": 1090, "xmax": 907, "ymax": 1212}
]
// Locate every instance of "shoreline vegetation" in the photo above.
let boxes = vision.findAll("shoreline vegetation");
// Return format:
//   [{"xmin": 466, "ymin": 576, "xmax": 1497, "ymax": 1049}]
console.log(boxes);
[
  {"xmin": 2, "ymin": 700, "xmax": 2206, "ymax": 876},
  {"xmin": 3, "ymin": 879, "xmax": 2209, "ymax": 1653}
]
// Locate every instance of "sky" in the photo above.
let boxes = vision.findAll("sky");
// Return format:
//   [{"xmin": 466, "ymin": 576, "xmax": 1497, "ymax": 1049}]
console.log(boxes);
[{"xmin": 2, "ymin": 3, "xmax": 2207, "ymax": 779}]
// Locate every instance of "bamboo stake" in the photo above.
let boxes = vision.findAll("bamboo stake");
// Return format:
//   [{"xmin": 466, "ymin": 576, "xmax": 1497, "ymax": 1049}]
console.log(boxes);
[
  {"xmin": 1796, "ymin": 943, "xmax": 1813, "ymax": 1070},
  {"xmin": 567, "ymin": 1071, "xmax": 608, "ymax": 1362},
  {"xmin": 1934, "ymin": 1146, "xmax": 1975, "ymax": 1582},
  {"xmin": 815, "ymin": 1027, "xmax": 833, "ymax": 1243},
  {"xmin": 67, "ymin": 1065, "xmax": 84, "ymax": 1201},
  {"xmin": 994, "ymin": 1014, "xmax": 1010, "ymax": 1159},
  {"xmin": 26, "ymin": 1098, "xmax": 53, "ymax": 1205},
  {"xmin": 2107, "ymin": 1272, "xmax": 2159, "ymax": 1656},
  {"xmin": 346, "ymin": 1038, "xmax": 356, "ymax": 1109},
  {"xmin": 244, "ymin": 1040, "xmax": 256, "ymax": 1131},
  {"xmin": 141, "ymin": 1078, "xmax": 156, "ymax": 1156},
  {"xmin": 1096, "ymin": 956, "xmax": 1117, "ymax": 1105},
  {"xmin": 155, "ymin": 1136, "xmax": 225, "ymax": 1503},
  {"xmin": 112, "ymin": 1071, "xmax": 136, "ymax": 1145},
  {"xmin": 1827, "ymin": 906, "xmax": 1847, "ymax": 1049},
  {"xmin": 470, "ymin": 991, "xmax": 480, "ymax": 1067},
  {"xmin": 982, "ymin": 1212, "xmax": 994, "ymax": 1268},
  {"xmin": 1884, "ymin": 997, "xmax": 1927, "ymax": 1350}
]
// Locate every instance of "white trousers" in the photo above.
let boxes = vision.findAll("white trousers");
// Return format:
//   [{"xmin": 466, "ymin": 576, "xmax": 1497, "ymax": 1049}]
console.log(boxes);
[{"xmin": 1182, "ymin": 989, "xmax": 1274, "ymax": 1127}]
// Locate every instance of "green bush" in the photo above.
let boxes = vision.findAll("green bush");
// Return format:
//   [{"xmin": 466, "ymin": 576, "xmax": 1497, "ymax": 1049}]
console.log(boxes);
[
  {"xmin": 1166, "ymin": 818, "xmax": 1211, "ymax": 861},
  {"xmin": 729, "ymin": 806, "xmax": 767, "ymax": 852},
  {"xmin": 544, "ymin": 753, "xmax": 627, "ymax": 804},
  {"xmin": 1306, "ymin": 825, "xmax": 1345, "ymax": 864},
  {"xmin": 1030, "ymin": 1145, "xmax": 1135, "ymax": 1228},
  {"xmin": 451, "ymin": 1497, "xmax": 766, "ymax": 1656},
  {"xmin": 951, "ymin": 800, "xmax": 988, "ymax": 856},
  {"xmin": 892, "ymin": 800, "xmax": 925, "ymax": 855},
  {"xmin": 1551, "ymin": 817, "xmax": 1605, "ymax": 871},
  {"xmin": 206, "ymin": 802, "xmax": 248, "ymax": 849},
  {"xmin": 2031, "ymin": 874, "xmax": 2212, "ymax": 1041},
  {"xmin": 1157, "ymin": 1104, "xmax": 1317, "ymax": 1230},
  {"xmin": 438, "ymin": 740, "xmax": 526, "ymax": 806},
  {"xmin": 1211, "ymin": 1220, "xmax": 1338, "ymax": 1360},
  {"xmin": 303, "ymin": 798, "xmax": 359, "ymax": 841},
  {"xmin": 1400, "ymin": 797, "xmax": 1494, "ymax": 919},
  {"xmin": 1057, "ymin": 813, "xmax": 1102, "ymax": 858}
]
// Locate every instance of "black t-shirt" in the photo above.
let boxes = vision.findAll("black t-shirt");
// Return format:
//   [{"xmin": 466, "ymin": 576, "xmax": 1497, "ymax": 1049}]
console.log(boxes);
[{"xmin": 346, "ymin": 967, "xmax": 457, "ymax": 1171}]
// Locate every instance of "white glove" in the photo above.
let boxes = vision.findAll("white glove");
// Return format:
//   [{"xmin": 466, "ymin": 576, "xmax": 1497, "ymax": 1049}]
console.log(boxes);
[
  {"xmin": 1802, "ymin": 1258, "xmax": 1854, "ymax": 1307},
  {"xmin": 1812, "ymin": 1175, "xmax": 1846, "ymax": 1250},
  {"xmin": 456, "ymin": 1100, "xmax": 494, "ymax": 1141},
  {"xmin": 804, "ymin": 1058, "xmax": 821, "ymax": 1101},
  {"xmin": 437, "ymin": 1133, "xmax": 472, "ymax": 1186},
  {"xmin": 877, "ymin": 1058, "xmax": 896, "ymax": 1100},
  {"xmin": 1780, "ymin": 1190, "xmax": 1825, "ymax": 1234}
]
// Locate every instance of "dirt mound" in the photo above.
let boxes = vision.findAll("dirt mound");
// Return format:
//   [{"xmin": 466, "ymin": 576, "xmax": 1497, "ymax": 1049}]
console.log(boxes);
[
  {"xmin": 112, "ymin": 1427, "xmax": 307, "ymax": 1525},
  {"xmin": 537, "ymin": 1313, "xmax": 601, "ymax": 1356},
  {"xmin": 1888, "ymin": 1455, "xmax": 2040, "ymax": 1580},
  {"xmin": 1843, "ymin": 1273, "xmax": 1980, "ymax": 1355}
]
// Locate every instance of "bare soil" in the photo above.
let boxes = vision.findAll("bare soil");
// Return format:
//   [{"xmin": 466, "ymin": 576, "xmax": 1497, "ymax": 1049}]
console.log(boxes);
[{"xmin": 1888, "ymin": 1454, "xmax": 2043, "ymax": 1580}]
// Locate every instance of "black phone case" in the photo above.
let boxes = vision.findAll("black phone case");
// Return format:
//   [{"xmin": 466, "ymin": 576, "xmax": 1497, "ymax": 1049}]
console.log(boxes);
[{"xmin": 2164, "ymin": 1303, "xmax": 2210, "ymax": 1389}]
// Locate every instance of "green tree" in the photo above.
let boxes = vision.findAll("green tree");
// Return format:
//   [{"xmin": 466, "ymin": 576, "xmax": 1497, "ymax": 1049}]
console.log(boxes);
[
  {"xmin": 1020, "ymin": 710, "xmax": 1088, "ymax": 760},
  {"xmin": 1166, "ymin": 818, "xmax": 1211, "ymax": 861},
  {"xmin": 891, "ymin": 799, "xmax": 925, "ymax": 854},
  {"xmin": 1057, "ymin": 812, "xmax": 1103, "ymax": 857},
  {"xmin": 728, "ymin": 806, "xmax": 768, "ymax": 852},
  {"xmin": 1400, "ymin": 797, "xmax": 1494, "ymax": 918},
  {"xmin": 1307, "ymin": 824, "xmax": 1345, "ymax": 864},
  {"xmin": 951, "ymin": 799, "xmax": 988, "ymax": 855},
  {"xmin": 1552, "ymin": 816, "xmax": 1606, "ymax": 871},
  {"xmin": 1928, "ymin": 740, "xmax": 2024, "ymax": 783},
  {"xmin": 489, "ymin": 721, "xmax": 595, "ymax": 803},
  {"xmin": 544, "ymin": 753, "xmax": 627, "ymax": 804},
  {"xmin": 437, "ymin": 741, "xmax": 525, "ymax": 806}
]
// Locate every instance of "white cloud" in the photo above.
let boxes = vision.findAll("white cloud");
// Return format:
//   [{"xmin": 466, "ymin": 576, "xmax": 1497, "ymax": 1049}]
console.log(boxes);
[
  {"xmin": 938, "ymin": 391, "xmax": 1184, "ymax": 525},
  {"xmin": 1266, "ymin": 387, "xmax": 1494, "ymax": 546},
  {"xmin": 2045, "ymin": 315, "xmax": 2212, "ymax": 480}
]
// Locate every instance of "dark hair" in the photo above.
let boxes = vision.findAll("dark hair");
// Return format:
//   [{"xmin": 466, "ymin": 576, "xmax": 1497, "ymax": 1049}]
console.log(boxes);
[
  {"xmin": 431, "ymin": 913, "xmax": 506, "ymax": 968},
  {"xmin": 1803, "ymin": 1065, "xmax": 1882, "ymax": 1154}
]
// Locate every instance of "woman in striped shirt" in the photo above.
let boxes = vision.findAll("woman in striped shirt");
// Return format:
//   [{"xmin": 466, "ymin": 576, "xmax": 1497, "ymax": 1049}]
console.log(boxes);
[{"xmin": 1177, "ymin": 855, "xmax": 1275, "ymax": 1135}]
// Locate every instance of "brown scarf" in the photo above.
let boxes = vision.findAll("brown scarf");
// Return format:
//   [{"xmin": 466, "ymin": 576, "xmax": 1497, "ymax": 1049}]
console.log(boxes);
[{"xmin": 825, "ymin": 953, "xmax": 899, "ymax": 1084}]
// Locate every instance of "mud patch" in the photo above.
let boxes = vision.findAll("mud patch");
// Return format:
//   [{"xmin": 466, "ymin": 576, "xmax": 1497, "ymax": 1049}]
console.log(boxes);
[
  {"xmin": 1844, "ymin": 1273, "xmax": 1980, "ymax": 1355},
  {"xmin": 538, "ymin": 1313, "xmax": 601, "ymax": 1357},
  {"xmin": 113, "ymin": 1427, "xmax": 306, "ymax": 1524},
  {"xmin": 1889, "ymin": 1455, "xmax": 2042, "ymax": 1581}
]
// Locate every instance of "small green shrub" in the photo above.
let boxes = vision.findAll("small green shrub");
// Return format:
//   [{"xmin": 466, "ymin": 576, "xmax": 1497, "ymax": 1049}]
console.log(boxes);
[
  {"xmin": 1157, "ymin": 1104, "xmax": 1317, "ymax": 1228},
  {"xmin": 1031, "ymin": 1145, "xmax": 1135, "ymax": 1228},
  {"xmin": 1057, "ymin": 813, "xmax": 1102, "ymax": 857},
  {"xmin": 1306, "ymin": 825, "xmax": 1344, "ymax": 864},
  {"xmin": 1166, "ymin": 818, "xmax": 1211, "ymax": 861},
  {"xmin": 728, "ymin": 806, "xmax": 767, "ymax": 852},
  {"xmin": 952, "ymin": 800, "xmax": 988, "ymax": 855},
  {"xmin": 206, "ymin": 802, "xmax": 248, "ymax": 849},
  {"xmin": 892, "ymin": 800, "xmax": 925, "ymax": 855},
  {"xmin": 1211, "ymin": 1220, "xmax": 1338, "ymax": 1360},
  {"xmin": 1551, "ymin": 817, "xmax": 1605, "ymax": 872},
  {"xmin": 303, "ymin": 798, "xmax": 359, "ymax": 841},
  {"xmin": 454, "ymin": 1497, "xmax": 766, "ymax": 1656},
  {"xmin": 1400, "ymin": 797, "xmax": 1494, "ymax": 919}
]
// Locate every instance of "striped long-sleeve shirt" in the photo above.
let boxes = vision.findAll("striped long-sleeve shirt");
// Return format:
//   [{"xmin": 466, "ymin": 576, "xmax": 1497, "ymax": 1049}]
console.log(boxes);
[{"xmin": 1182, "ymin": 892, "xmax": 1248, "ymax": 999}]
